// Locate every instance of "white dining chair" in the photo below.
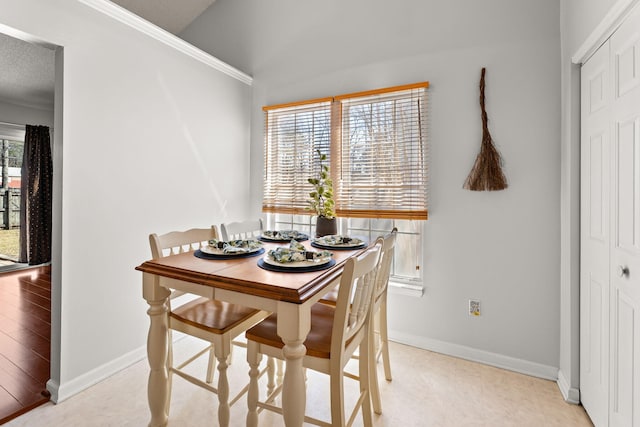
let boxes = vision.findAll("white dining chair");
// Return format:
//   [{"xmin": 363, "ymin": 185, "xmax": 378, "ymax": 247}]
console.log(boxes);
[
  {"xmin": 149, "ymin": 226, "xmax": 272, "ymax": 427},
  {"xmin": 245, "ymin": 243, "xmax": 382, "ymax": 427},
  {"xmin": 318, "ymin": 227, "xmax": 397, "ymax": 414},
  {"xmin": 220, "ymin": 218, "xmax": 282, "ymax": 380},
  {"xmin": 220, "ymin": 218, "xmax": 263, "ymax": 241},
  {"xmin": 368, "ymin": 227, "xmax": 397, "ymax": 413}
]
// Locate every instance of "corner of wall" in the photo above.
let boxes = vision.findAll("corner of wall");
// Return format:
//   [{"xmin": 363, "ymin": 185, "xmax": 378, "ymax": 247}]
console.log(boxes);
[
  {"xmin": 557, "ymin": 369, "xmax": 581, "ymax": 404},
  {"xmin": 52, "ymin": 345, "xmax": 147, "ymax": 403}
]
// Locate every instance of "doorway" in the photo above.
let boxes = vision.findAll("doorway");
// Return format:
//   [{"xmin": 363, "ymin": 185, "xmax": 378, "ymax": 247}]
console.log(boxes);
[{"xmin": 0, "ymin": 29, "xmax": 57, "ymax": 422}]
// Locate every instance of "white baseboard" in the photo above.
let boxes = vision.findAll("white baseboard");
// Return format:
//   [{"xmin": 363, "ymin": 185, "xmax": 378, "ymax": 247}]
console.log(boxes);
[
  {"xmin": 46, "ymin": 345, "xmax": 147, "ymax": 403},
  {"xmin": 389, "ymin": 329, "xmax": 559, "ymax": 381},
  {"xmin": 557, "ymin": 369, "xmax": 581, "ymax": 404},
  {"xmin": 46, "ymin": 330, "xmax": 565, "ymax": 404}
]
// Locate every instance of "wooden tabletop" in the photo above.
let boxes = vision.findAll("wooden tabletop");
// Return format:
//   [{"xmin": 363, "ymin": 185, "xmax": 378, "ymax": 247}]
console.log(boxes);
[{"xmin": 136, "ymin": 242, "xmax": 364, "ymax": 304}]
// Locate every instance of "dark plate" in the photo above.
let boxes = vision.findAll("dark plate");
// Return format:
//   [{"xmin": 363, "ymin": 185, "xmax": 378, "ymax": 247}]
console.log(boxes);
[
  {"xmin": 311, "ymin": 241, "xmax": 367, "ymax": 251},
  {"xmin": 194, "ymin": 248, "xmax": 265, "ymax": 260},
  {"xmin": 259, "ymin": 234, "xmax": 309, "ymax": 243},
  {"xmin": 257, "ymin": 258, "xmax": 336, "ymax": 273}
]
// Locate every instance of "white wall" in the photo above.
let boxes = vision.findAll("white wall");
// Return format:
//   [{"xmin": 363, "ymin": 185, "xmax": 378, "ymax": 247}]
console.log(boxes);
[
  {"xmin": 182, "ymin": 0, "xmax": 562, "ymax": 377},
  {"xmin": 563, "ymin": 0, "xmax": 618, "ymax": 53},
  {"xmin": 0, "ymin": 0, "xmax": 252, "ymax": 401},
  {"xmin": 0, "ymin": 100, "xmax": 53, "ymax": 128}
]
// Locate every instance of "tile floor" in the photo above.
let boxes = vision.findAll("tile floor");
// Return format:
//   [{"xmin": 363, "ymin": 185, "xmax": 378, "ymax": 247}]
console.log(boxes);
[{"xmin": 4, "ymin": 337, "xmax": 594, "ymax": 426}]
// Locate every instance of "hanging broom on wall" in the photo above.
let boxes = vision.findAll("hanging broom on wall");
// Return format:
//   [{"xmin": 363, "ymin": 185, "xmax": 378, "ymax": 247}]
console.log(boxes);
[{"xmin": 463, "ymin": 67, "xmax": 508, "ymax": 191}]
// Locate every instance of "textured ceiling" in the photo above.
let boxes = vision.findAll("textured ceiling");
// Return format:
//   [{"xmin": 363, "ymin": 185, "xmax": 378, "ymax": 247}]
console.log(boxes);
[
  {"xmin": 0, "ymin": 32, "xmax": 55, "ymax": 111},
  {"xmin": 0, "ymin": 0, "xmax": 214, "ymax": 112}
]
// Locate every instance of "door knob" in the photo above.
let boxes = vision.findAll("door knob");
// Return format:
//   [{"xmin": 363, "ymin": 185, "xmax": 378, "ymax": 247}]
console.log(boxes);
[{"xmin": 617, "ymin": 265, "xmax": 630, "ymax": 278}]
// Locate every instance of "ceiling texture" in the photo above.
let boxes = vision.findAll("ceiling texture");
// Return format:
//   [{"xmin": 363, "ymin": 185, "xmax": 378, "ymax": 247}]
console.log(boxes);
[
  {"xmin": 0, "ymin": 32, "xmax": 55, "ymax": 111},
  {"xmin": 0, "ymin": 0, "xmax": 214, "ymax": 112}
]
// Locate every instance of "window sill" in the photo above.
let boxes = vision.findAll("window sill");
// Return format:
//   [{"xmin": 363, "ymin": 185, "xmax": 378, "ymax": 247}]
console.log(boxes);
[{"xmin": 389, "ymin": 281, "xmax": 424, "ymax": 298}]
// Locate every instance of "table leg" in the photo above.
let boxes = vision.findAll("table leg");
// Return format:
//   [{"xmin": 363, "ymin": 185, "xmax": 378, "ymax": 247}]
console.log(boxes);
[
  {"xmin": 281, "ymin": 340, "xmax": 307, "ymax": 426},
  {"xmin": 143, "ymin": 274, "xmax": 170, "ymax": 427},
  {"xmin": 277, "ymin": 302, "xmax": 310, "ymax": 427}
]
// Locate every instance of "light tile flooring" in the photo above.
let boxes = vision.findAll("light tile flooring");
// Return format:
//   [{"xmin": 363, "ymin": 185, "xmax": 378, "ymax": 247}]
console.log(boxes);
[{"xmin": 5, "ymin": 337, "xmax": 593, "ymax": 426}]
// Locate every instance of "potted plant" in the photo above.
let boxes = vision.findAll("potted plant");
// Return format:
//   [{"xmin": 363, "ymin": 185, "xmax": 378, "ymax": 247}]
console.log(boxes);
[{"xmin": 307, "ymin": 149, "xmax": 337, "ymax": 237}]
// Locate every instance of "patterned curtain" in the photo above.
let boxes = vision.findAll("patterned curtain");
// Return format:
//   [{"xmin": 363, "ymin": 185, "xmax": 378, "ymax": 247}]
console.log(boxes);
[{"xmin": 19, "ymin": 125, "xmax": 52, "ymax": 265}]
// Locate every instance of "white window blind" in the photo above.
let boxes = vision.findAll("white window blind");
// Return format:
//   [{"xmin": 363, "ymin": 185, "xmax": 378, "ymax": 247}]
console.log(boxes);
[
  {"xmin": 335, "ymin": 84, "xmax": 428, "ymax": 220},
  {"xmin": 263, "ymin": 98, "xmax": 332, "ymax": 215},
  {"xmin": 263, "ymin": 82, "xmax": 429, "ymax": 220}
]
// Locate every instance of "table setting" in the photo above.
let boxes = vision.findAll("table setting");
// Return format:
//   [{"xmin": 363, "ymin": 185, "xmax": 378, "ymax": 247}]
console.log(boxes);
[{"xmin": 194, "ymin": 238, "xmax": 265, "ymax": 259}]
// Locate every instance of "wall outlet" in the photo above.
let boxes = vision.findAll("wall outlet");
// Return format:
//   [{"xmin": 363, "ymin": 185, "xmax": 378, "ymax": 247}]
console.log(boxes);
[{"xmin": 469, "ymin": 299, "xmax": 481, "ymax": 316}]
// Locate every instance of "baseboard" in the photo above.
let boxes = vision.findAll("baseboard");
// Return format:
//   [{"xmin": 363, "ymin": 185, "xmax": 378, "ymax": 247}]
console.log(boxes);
[
  {"xmin": 0, "ymin": 262, "xmax": 40, "ymax": 273},
  {"xmin": 389, "ymin": 330, "xmax": 559, "ymax": 381},
  {"xmin": 557, "ymin": 369, "xmax": 581, "ymax": 404},
  {"xmin": 46, "ymin": 345, "xmax": 147, "ymax": 403},
  {"xmin": 46, "ymin": 329, "xmax": 562, "ymax": 403}
]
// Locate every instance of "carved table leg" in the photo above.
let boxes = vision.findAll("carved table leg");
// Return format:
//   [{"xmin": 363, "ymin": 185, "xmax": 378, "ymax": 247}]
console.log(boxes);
[
  {"xmin": 246, "ymin": 340, "xmax": 262, "ymax": 427},
  {"xmin": 281, "ymin": 340, "xmax": 307, "ymax": 426},
  {"xmin": 277, "ymin": 302, "xmax": 311, "ymax": 427},
  {"xmin": 216, "ymin": 351, "xmax": 230, "ymax": 427},
  {"xmin": 143, "ymin": 273, "xmax": 170, "ymax": 427}
]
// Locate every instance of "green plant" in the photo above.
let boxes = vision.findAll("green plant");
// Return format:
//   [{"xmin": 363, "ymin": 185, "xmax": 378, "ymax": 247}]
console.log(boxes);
[{"xmin": 307, "ymin": 149, "xmax": 336, "ymax": 219}]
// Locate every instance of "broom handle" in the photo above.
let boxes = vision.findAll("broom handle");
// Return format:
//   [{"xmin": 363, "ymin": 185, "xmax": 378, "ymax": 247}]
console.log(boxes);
[{"xmin": 479, "ymin": 68, "xmax": 490, "ymax": 143}]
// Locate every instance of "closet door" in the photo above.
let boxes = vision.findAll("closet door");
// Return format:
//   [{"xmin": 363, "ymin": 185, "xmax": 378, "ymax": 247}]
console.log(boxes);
[
  {"xmin": 580, "ymin": 39, "xmax": 611, "ymax": 427},
  {"xmin": 609, "ymin": 5, "xmax": 640, "ymax": 426}
]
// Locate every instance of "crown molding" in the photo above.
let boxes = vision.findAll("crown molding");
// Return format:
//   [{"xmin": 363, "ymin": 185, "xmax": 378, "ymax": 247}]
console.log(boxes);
[
  {"xmin": 77, "ymin": 0, "xmax": 252, "ymax": 86},
  {"xmin": 572, "ymin": 0, "xmax": 640, "ymax": 64}
]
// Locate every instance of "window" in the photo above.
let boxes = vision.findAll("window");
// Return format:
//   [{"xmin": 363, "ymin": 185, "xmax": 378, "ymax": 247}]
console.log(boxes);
[
  {"xmin": 263, "ymin": 82, "xmax": 428, "ymax": 284},
  {"xmin": 0, "ymin": 123, "xmax": 25, "ymax": 189},
  {"xmin": 0, "ymin": 139, "xmax": 24, "ymax": 188}
]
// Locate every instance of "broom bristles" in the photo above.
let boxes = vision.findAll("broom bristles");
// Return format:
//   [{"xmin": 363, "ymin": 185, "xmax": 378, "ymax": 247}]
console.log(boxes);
[{"xmin": 463, "ymin": 68, "xmax": 508, "ymax": 191}]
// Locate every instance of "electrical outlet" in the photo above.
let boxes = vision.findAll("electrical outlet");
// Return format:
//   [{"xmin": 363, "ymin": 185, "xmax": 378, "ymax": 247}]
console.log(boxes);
[{"xmin": 469, "ymin": 299, "xmax": 481, "ymax": 316}]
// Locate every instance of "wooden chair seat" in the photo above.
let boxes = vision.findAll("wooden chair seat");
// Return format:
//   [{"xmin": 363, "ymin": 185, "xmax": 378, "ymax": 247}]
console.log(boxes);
[
  {"xmin": 246, "ymin": 303, "xmax": 338, "ymax": 359},
  {"xmin": 319, "ymin": 286, "xmax": 339, "ymax": 305},
  {"xmin": 172, "ymin": 298, "xmax": 262, "ymax": 335}
]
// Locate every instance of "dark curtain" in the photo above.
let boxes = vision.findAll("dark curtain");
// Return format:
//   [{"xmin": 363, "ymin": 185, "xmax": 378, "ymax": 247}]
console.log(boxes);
[{"xmin": 19, "ymin": 125, "xmax": 52, "ymax": 265}]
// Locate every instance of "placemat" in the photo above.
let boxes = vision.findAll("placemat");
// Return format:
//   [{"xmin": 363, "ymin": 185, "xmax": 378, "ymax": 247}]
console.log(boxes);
[
  {"xmin": 194, "ymin": 248, "xmax": 265, "ymax": 260},
  {"xmin": 258, "ymin": 234, "xmax": 309, "ymax": 243},
  {"xmin": 311, "ymin": 241, "xmax": 366, "ymax": 251},
  {"xmin": 257, "ymin": 258, "xmax": 336, "ymax": 273}
]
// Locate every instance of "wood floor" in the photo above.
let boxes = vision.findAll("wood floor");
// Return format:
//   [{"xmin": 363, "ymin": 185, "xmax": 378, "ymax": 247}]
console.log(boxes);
[{"xmin": 0, "ymin": 265, "xmax": 51, "ymax": 425}]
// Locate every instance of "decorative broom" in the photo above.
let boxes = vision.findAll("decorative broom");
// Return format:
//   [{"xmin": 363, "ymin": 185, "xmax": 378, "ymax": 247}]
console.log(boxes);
[{"xmin": 463, "ymin": 67, "xmax": 508, "ymax": 191}]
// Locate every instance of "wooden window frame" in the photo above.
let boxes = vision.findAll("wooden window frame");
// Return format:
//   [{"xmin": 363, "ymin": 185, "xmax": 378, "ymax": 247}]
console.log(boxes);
[{"xmin": 263, "ymin": 82, "xmax": 429, "ymax": 220}]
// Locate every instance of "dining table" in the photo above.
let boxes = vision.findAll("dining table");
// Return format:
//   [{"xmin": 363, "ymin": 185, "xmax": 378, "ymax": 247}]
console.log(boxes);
[{"xmin": 136, "ymin": 237, "xmax": 366, "ymax": 427}]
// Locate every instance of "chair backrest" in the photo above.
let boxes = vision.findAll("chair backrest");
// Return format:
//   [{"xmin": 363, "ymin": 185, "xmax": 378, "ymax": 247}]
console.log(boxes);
[
  {"xmin": 331, "ymin": 243, "xmax": 382, "ymax": 359},
  {"xmin": 149, "ymin": 226, "xmax": 219, "ymax": 260},
  {"xmin": 373, "ymin": 227, "xmax": 397, "ymax": 302},
  {"xmin": 220, "ymin": 218, "xmax": 263, "ymax": 241}
]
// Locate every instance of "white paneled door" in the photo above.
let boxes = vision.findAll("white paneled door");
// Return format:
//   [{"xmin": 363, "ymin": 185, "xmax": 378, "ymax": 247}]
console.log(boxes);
[
  {"xmin": 580, "ymin": 38, "xmax": 610, "ymax": 427},
  {"xmin": 580, "ymin": 4, "xmax": 640, "ymax": 427},
  {"xmin": 609, "ymin": 8, "xmax": 640, "ymax": 426}
]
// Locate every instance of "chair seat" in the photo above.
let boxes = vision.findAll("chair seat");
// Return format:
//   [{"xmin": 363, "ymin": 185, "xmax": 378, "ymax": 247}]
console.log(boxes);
[
  {"xmin": 172, "ymin": 297, "xmax": 262, "ymax": 334},
  {"xmin": 246, "ymin": 303, "xmax": 336, "ymax": 359},
  {"xmin": 319, "ymin": 286, "xmax": 338, "ymax": 306}
]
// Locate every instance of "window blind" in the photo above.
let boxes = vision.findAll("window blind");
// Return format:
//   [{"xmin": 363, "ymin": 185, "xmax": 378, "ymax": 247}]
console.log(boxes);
[
  {"xmin": 262, "ymin": 82, "xmax": 429, "ymax": 220},
  {"xmin": 263, "ymin": 98, "xmax": 332, "ymax": 215},
  {"xmin": 335, "ymin": 84, "xmax": 428, "ymax": 220}
]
